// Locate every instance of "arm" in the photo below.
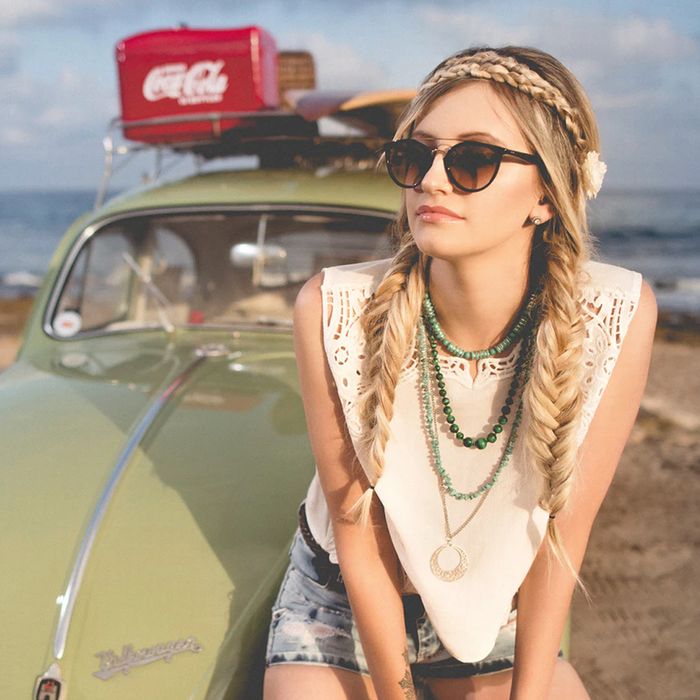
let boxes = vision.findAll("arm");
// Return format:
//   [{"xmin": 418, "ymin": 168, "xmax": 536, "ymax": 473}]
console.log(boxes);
[
  {"xmin": 509, "ymin": 279, "xmax": 658, "ymax": 700},
  {"xmin": 293, "ymin": 272, "xmax": 417, "ymax": 699}
]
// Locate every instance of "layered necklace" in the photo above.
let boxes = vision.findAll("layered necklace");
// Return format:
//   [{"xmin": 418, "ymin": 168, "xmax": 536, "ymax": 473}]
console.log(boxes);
[
  {"xmin": 417, "ymin": 292, "xmax": 540, "ymax": 582},
  {"xmin": 423, "ymin": 289, "xmax": 538, "ymax": 451}
]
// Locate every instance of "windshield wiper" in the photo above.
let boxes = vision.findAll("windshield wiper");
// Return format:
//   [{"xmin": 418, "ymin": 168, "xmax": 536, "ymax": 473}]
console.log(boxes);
[
  {"xmin": 121, "ymin": 252, "xmax": 175, "ymax": 334},
  {"xmin": 252, "ymin": 316, "xmax": 293, "ymax": 327}
]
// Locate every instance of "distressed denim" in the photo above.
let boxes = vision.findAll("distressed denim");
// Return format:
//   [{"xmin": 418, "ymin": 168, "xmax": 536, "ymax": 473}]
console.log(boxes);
[{"xmin": 264, "ymin": 527, "xmax": 562, "ymax": 681}]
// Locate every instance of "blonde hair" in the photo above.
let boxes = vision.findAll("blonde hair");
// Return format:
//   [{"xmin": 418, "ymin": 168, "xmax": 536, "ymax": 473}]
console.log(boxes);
[{"xmin": 341, "ymin": 45, "xmax": 603, "ymax": 602}]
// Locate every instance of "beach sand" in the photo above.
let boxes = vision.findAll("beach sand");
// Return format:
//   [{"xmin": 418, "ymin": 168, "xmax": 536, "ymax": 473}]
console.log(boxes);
[
  {"xmin": 0, "ymin": 297, "xmax": 33, "ymax": 368},
  {"xmin": 572, "ymin": 326, "xmax": 699, "ymax": 700},
  {"xmin": 1, "ymin": 297, "xmax": 697, "ymax": 699}
]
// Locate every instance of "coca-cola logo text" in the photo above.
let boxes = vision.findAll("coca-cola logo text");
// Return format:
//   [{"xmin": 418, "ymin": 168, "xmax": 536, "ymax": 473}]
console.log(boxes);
[{"xmin": 142, "ymin": 60, "xmax": 229, "ymax": 105}]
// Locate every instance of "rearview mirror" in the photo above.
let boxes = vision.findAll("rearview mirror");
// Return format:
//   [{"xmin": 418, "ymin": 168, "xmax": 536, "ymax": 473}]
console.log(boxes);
[{"xmin": 230, "ymin": 242, "xmax": 289, "ymax": 287}]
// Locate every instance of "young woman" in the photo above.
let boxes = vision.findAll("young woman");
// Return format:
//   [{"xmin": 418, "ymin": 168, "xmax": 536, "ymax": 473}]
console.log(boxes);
[{"xmin": 263, "ymin": 45, "xmax": 657, "ymax": 700}]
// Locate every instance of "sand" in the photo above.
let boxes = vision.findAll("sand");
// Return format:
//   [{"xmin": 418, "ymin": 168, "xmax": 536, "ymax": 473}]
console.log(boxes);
[
  {"xmin": 571, "ymin": 331, "xmax": 699, "ymax": 700},
  {"xmin": 0, "ymin": 297, "xmax": 33, "ymax": 368},
  {"xmin": 1, "ymin": 297, "xmax": 697, "ymax": 699}
]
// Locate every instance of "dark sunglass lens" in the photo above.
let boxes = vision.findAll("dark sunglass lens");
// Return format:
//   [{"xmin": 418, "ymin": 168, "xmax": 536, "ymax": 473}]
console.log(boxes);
[
  {"xmin": 386, "ymin": 140, "xmax": 429, "ymax": 187},
  {"xmin": 448, "ymin": 143, "xmax": 500, "ymax": 190}
]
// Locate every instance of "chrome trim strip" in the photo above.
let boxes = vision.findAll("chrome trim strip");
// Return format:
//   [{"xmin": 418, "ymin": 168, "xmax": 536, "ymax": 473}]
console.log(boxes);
[
  {"xmin": 42, "ymin": 203, "xmax": 395, "ymax": 341},
  {"xmin": 53, "ymin": 350, "xmax": 209, "ymax": 659},
  {"xmin": 44, "ymin": 321, "xmax": 292, "ymax": 342}
]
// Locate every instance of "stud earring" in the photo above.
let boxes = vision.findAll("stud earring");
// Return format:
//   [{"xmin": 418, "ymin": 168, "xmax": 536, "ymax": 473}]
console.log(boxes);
[{"xmin": 531, "ymin": 217, "xmax": 542, "ymax": 225}]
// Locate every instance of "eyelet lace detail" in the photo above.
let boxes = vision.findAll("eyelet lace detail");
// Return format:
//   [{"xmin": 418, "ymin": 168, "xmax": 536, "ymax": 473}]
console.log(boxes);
[
  {"xmin": 576, "ymin": 280, "xmax": 641, "ymax": 443},
  {"xmin": 400, "ymin": 337, "xmax": 522, "ymax": 389},
  {"xmin": 321, "ymin": 264, "xmax": 642, "ymax": 447},
  {"xmin": 322, "ymin": 283, "xmax": 372, "ymax": 440}
]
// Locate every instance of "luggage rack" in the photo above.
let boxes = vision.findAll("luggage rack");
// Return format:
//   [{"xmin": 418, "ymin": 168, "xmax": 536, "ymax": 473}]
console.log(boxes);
[{"xmin": 96, "ymin": 108, "xmax": 395, "ymax": 210}]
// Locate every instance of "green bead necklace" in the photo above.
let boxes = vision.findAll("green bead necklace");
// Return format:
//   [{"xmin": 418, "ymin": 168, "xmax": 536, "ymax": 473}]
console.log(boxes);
[
  {"xmin": 425, "ymin": 320, "xmax": 531, "ymax": 451},
  {"xmin": 422, "ymin": 289, "xmax": 538, "ymax": 360},
  {"xmin": 417, "ymin": 316, "xmax": 537, "ymax": 503}
]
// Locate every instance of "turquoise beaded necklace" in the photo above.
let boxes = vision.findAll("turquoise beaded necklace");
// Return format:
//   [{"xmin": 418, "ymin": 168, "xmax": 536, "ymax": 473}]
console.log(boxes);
[{"xmin": 423, "ymin": 289, "xmax": 538, "ymax": 360}]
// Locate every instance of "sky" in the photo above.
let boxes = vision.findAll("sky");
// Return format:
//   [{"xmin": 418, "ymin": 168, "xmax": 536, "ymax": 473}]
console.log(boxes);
[{"xmin": 1, "ymin": 0, "xmax": 699, "ymax": 192}]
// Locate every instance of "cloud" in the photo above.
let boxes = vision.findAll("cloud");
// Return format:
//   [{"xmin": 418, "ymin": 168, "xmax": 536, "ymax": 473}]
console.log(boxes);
[
  {"xmin": 0, "ymin": 0, "xmax": 119, "ymax": 29},
  {"xmin": 592, "ymin": 88, "xmax": 669, "ymax": 110},
  {"xmin": 412, "ymin": 6, "xmax": 700, "ymax": 113},
  {"xmin": 0, "ymin": 1, "xmax": 59, "ymax": 27},
  {"xmin": 278, "ymin": 30, "xmax": 388, "ymax": 90},
  {"xmin": 0, "ymin": 61, "xmax": 115, "ymax": 148},
  {"xmin": 0, "ymin": 1, "xmax": 697, "ymax": 188},
  {"xmin": 0, "ymin": 34, "xmax": 20, "ymax": 77},
  {"xmin": 416, "ymin": 6, "xmax": 699, "ymax": 71},
  {"xmin": 418, "ymin": 6, "xmax": 538, "ymax": 48},
  {"xmin": 610, "ymin": 15, "xmax": 698, "ymax": 61},
  {"xmin": 0, "ymin": 125, "xmax": 32, "ymax": 145}
]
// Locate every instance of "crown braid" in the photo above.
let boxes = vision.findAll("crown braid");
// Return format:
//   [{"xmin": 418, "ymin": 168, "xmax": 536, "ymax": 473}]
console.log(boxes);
[{"xmin": 418, "ymin": 50, "xmax": 589, "ymax": 158}]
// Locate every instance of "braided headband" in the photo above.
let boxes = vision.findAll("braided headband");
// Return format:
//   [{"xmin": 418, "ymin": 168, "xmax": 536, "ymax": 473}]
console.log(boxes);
[{"xmin": 417, "ymin": 50, "xmax": 607, "ymax": 199}]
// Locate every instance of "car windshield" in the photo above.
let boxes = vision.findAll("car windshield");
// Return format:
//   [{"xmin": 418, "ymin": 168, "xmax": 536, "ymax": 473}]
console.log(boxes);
[{"xmin": 49, "ymin": 209, "xmax": 394, "ymax": 337}]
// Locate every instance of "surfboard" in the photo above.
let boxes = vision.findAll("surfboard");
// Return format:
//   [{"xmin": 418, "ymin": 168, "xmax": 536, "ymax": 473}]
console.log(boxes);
[{"xmin": 282, "ymin": 88, "xmax": 416, "ymax": 137}]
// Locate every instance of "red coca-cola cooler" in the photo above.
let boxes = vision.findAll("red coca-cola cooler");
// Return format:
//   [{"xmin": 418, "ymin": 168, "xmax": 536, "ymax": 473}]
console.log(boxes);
[{"xmin": 115, "ymin": 26, "xmax": 279, "ymax": 144}]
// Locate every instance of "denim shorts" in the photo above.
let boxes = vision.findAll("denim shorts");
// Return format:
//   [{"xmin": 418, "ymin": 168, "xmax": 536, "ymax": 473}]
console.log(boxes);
[{"xmin": 264, "ymin": 527, "xmax": 562, "ymax": 682}]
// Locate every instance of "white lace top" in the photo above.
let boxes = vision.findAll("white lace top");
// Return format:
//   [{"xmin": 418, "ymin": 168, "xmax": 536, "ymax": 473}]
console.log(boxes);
[{"xmin": 303, "ymin": 256, "xmax": 642, "ymax": 662}]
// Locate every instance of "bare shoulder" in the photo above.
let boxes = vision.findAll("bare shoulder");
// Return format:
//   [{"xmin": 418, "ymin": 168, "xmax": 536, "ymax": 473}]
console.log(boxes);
[
  {"xmin": 617, "ymin": 276, "xmax": 657, "ymax": 367},
  {"xmin": 293, "ymin": 272, "xmax": 325, "ymax": 355},
  {"xmin": 294, "ymin": 270, "xmax": 324, "ymax": 317},
  {"xmin": 634, "ymin": 277, "xmax": 659, "ymax": 338},
  {"xmin": 595, "ymin": 275, "xmax": 657, "ymax": 426},
  {"xmin": 569, "ymin": 276, "xmax": 657, "ymax": 526},
  {"xmin": 614, "ymin": 275, "xmax": 657, "ymax": 394}
]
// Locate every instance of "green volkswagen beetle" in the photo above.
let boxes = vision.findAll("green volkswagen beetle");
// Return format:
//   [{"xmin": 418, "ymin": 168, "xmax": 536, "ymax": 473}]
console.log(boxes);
[{"xmin": 0, "ymin": 160, "xmax": 412, "ymax": 698}]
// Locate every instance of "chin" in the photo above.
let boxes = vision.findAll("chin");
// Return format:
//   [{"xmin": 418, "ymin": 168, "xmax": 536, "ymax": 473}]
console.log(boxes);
[
  {"xmin": 412, "ymin": 225, "xmax": 476, "ymax": 260},
  {"xmin": 415, "ymin": 241, "xmax": 477, "ymax": 261}
]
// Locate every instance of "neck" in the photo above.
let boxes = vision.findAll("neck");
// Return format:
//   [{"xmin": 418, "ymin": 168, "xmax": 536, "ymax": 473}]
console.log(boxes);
[{"xmin": 426, "ymin": 241, "xmax": 538, "ymax": 354}]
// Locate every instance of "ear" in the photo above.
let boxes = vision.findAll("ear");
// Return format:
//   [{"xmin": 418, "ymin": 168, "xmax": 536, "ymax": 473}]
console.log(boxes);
[{"xmin": 528, "ymin": 194, "xmax": 556, "ymax": 225}]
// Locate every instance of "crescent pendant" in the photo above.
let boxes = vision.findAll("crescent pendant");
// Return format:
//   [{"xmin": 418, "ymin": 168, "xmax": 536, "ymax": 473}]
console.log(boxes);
[{"xmin": 430, "ymin": 542, "xmax": 468, "ymax": 581}]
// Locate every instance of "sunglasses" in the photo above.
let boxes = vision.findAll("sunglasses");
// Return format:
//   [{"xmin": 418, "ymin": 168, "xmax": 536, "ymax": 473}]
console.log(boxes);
[{"xmin": 381, "ymin": 138, "xmax": 543, "ymax": 193}]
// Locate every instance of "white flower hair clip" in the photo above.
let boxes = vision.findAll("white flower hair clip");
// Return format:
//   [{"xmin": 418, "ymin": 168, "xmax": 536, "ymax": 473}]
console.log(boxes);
[{"xmin": 582, "ymin": 150, "xmax": 607, "ymax": 199}]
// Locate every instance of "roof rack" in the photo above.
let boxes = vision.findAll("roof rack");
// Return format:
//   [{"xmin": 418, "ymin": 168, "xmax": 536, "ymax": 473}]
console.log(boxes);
[
  {"xmin": 97, "ymin": 89, "xmax": 415, "ymax": 210},
  {"xmin": 103, "ymin": 29, "xmax": 416, "ymax": 210}
]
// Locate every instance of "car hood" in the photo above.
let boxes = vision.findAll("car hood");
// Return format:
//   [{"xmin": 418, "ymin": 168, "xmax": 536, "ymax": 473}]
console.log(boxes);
[{"xmin": 0, "ymin": 331, "xmax": 315, "ymax": 699}]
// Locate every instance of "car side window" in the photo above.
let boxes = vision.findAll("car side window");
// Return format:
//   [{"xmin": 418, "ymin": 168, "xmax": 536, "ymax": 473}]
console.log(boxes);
[{"xmin": 53, "ymin": 230, "xmax": 134, "ymax": 333}]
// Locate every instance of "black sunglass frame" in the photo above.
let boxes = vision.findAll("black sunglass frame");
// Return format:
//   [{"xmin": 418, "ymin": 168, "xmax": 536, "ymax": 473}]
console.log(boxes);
[{"xmin": 381, "ymin": 138, "xmax": 543, "ymax": 193}]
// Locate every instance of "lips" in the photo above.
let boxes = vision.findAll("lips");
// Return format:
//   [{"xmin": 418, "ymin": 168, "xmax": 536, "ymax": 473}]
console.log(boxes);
[{"xmin": 416, "ymin": 204, "xmax": 463, "ymax": 218}]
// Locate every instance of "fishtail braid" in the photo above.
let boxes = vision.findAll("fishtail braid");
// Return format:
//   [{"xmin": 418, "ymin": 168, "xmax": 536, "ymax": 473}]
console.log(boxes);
[
  {"xmin": 523, "ymin": 223, "xmax": 591, "ymax": 600},
  {"xmin": 341, "ymin": 233, "xmax": 426, "ymax": 527}
]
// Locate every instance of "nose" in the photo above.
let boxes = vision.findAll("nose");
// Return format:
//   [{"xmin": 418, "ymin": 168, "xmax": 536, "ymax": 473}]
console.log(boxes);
[{"xmin": 415, "ymin": 147, "xmax": 452, "ymax": 194}]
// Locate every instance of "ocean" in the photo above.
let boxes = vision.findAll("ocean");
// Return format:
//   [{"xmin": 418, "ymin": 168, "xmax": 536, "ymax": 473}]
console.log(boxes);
[{"xmin": 0, "ymin": 187, "xmax": 698, "ymax": 315}]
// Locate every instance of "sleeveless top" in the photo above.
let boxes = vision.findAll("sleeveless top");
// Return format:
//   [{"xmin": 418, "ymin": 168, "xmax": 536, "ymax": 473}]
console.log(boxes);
[{"xmin": 302, "ymin": 257, "xmax": 642, "ymax": 662}]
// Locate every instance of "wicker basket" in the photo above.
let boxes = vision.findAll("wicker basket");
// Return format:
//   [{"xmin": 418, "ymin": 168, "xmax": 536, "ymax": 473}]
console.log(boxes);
[{"xmin": 278, "ymin": 50, "xmax": 316, "ymax": 105}]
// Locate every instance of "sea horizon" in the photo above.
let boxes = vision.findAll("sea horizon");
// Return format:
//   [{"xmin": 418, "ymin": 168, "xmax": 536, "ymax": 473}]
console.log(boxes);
[{"xmin": 1, "ymin": 186, "xmax": 698, "ymax": 316}]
